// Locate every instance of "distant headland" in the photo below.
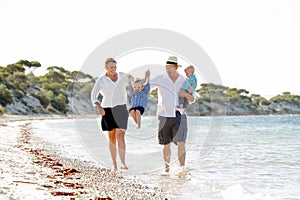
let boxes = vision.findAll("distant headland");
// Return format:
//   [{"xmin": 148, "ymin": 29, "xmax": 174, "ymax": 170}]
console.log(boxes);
[{"xmin": 1, "ymin": 60, "xmax": 300, "ymax": 116}]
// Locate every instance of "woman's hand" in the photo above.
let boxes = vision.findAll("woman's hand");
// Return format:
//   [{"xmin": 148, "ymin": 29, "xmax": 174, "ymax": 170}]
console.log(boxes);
[
  {"xmin": 97, "ymin": 106, "xmax": 105, "ymax": 116},
  {"xmin": 95, "ymin": 103, "xmax": 105, "ymax": 116}
]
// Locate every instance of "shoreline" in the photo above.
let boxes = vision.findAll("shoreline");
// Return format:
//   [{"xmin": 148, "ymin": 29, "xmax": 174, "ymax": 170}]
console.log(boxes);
[
  {"xmin": 0, "ymin": 116, "xmax": 165, "ymax": 199},
  {"xmin": 0, "ymin": 113, "xmax": 96, "ymax": 122},
  {"xmin": 1, "ymin": 111, "xmax": 300, "ymax": 122}
]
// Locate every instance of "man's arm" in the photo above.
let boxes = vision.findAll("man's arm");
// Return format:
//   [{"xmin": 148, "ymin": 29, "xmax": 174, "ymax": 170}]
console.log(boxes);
[{"xmin": 179, "ymin": 90, "xmax": 195, "ymax": 103}]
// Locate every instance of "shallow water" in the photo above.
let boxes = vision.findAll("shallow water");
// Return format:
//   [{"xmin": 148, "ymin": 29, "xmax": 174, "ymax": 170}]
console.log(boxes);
[{"xmin": 31, "ymin": 114, "xmax": 300, "ymax": 199}]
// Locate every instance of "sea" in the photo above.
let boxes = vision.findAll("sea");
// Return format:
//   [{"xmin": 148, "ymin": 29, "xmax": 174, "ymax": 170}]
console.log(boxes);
[{"xmin": 30, "ymin": 114, "xmax": 300, "ymax": 200}]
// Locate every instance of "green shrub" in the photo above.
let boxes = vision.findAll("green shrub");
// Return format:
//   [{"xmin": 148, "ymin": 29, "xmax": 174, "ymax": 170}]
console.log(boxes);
[
  {"xmin": 14, "ymin": 89, "xmax": 25, "ymax": 99},
  {"xmin": 0, "ymin": 85, "xmax": 13, "ymax": 106},
  {"xmin": 0, "ymin": 73, "xmax": 4, "ymax": 83},
  {"xmin": 32, "ymin": 90, "xmax": 53, "ymax": 107},
  {"xmin": 52, "ymin": 94, "xmax": 67, "ymax": 113},
  {"xmin": 0, "ymin": 105, "xmax": 6, "ymax": 114},
  {"xmin": 42, "ymin": 82, "xmax": 65, "ymax": 96}
]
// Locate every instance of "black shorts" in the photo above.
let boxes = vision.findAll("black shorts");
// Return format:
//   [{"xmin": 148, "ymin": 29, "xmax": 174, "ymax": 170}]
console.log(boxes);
[
  {"xmin": 158, "ymin": 111, "xmax": 187, "ymax": 145},
  {"xmin": 129, "ymin": 106, "xmax": 145, "ymax": 115},
  {"xmin": 101, "ymin": 104, "xmax": 129, "ymax": 131}
]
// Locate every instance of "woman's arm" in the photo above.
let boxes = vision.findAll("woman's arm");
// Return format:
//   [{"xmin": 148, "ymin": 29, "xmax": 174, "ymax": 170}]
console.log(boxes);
[
  {"xmin": 94, "ymin": 101, "xmax": 105, "ymax": 116},
  {"xmin": 90, "ymin": 77, "xmax": 106, "ymax": 116},
  {"xmin": 91, "ymin": 77, "xmax": 102, "ymax": 105}
]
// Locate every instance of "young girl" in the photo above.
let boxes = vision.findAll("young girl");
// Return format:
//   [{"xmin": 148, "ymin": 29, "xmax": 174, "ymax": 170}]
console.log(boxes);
[{"xmin": 128, "ymin": 69, "xmax": 150, "ymax": 128}]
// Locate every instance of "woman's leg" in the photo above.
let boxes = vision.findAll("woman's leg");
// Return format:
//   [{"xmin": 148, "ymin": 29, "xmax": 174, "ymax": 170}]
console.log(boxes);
[
  {"xmin": 108, "ymin": 129, "xmax": 117, "ymax": 170},
  {"xmin": 116, "ymin": 128, "xmax": 128, "ymax": 169}
]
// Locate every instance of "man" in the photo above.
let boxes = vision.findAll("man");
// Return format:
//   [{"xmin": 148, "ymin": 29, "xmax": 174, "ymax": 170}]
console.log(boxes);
[{"xmin": 151, "ymin": 56, "xmax": 196, "ymax": 176}]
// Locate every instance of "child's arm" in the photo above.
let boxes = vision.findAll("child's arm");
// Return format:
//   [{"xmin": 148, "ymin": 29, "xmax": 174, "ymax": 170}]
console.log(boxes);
[
  {"xmin": 127, "ymin": 74, "xmax": 134, "ymax": 94},
  {"xmin": 188, "ymin": 84, "xmax": 195, "ymax": 93},
  {"xmin": 127, "ymin": 74, "xmax": 134, "ymax": 85},
  {"xmin": 188, "ymin": 75, "xmax": 197, "ymax": 93},
  {"xmin": 142, "ymin": 69, "xmax": 150, "ymax": 84}
]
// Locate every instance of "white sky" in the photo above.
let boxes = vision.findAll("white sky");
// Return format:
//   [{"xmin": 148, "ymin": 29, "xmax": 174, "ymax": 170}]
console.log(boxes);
[{"xmin": 1, "ymin": 0, "xmax": 300, "ymax": 99}]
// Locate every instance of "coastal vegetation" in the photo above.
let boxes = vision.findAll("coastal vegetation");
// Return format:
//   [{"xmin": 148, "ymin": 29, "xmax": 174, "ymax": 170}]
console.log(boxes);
[
  {"xmin": 1, "ymin": 60, "xmax": 300, "ymax": 116},
  {"xmin": 0, "ymin": 60, "xmax": 95, "ymax": 115}
]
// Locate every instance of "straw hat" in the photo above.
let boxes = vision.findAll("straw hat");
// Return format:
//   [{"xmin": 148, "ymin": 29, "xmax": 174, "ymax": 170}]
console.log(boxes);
[{"xmin": 166, "ymin": 56, "xmax": 181, "ymax": 67}]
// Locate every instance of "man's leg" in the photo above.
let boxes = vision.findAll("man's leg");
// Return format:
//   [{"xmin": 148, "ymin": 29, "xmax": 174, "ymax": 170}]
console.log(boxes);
[
  {"xmin": 163, "ymin": 143, "xmax": 171, "ymax": 172},
  {"xmin": 177, "ymin": 141, "xmax": 186, "ymax": 167},
  {"xmin": 173, "ymin": 113, "xmax": 188, "ymax": 175}
]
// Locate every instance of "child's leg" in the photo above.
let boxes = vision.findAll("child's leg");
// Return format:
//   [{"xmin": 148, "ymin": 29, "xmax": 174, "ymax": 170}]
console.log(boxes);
[
  {"xmin": 182, "ymin": 97, "xmax": 189, "ymax": 108},
  {"xmin": 178, "ymin": 89, "xmax": 186, "ymax": 108},
  {"xmin": 130, "ymin": 109, "xmax": 137, "ymax": 124},
  {"xmin": 178, "ymin": 97, "xmax": 184, "ymax": 108},
  {"xmin": 182, "ymin": 90, "xmax": 192, "ymax": 108},
  {"xmin": 135, "ymin": 110, "xmax": 141, "ymax": 128}
]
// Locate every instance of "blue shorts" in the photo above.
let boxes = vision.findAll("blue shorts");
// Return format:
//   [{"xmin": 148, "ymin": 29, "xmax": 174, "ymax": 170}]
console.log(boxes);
[{"xmin": 158, "ymin": 111, "xmax": 187, "ymax": 145}]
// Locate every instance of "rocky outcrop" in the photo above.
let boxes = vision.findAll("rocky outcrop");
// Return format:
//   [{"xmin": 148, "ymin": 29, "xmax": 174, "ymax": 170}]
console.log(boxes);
[
  {"xmin": 1, "ymin": 61, "xmax": 299, "ymax": 116},
  {"xmin": 3, "ymin": 88, "xmax": 95, "ymax": 115},
  {"xmin": 185, "ymin": 98, "xmax": 300, "ymax": 116},
  {"xmin": 2, "ymin": 86, "xmax": 300, "ymax": 116}
]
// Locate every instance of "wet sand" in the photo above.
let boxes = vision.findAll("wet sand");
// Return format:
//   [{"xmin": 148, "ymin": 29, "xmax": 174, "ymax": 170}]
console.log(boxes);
[{"xmin": 0, "ymin": 115, "xmax": 165, "ymax": 199}]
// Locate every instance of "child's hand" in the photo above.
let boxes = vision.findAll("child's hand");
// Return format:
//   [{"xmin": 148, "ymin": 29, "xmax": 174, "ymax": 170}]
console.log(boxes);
[
  {"xmin": 188, "ymin": 84, "xmax": 195, "ymax": 93},
  {"xmin": 127, "ymin": 74, "xmax": 134, "ymax": 81},
  {"xmin": 145, "ymin": 69, "xmax": 150, "ymax": 79}
]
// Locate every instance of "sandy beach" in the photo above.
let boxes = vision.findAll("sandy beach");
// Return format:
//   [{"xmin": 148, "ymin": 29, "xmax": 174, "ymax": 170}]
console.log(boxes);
[{"xmin": 0, "ymin": 115, "xmax": 165, "ymax": 200}]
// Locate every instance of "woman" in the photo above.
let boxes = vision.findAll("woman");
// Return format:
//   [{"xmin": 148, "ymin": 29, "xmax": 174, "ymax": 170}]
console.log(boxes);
[{"xmin": 91, "ymin": 58, "xmax": 131, "ymax": 170}]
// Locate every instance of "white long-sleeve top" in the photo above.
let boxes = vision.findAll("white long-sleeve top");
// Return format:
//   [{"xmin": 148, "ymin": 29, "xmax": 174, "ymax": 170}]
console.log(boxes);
[
  {"xmin": 150, "ymin": 73, "xmax": 196, "ymax": 117},
  {"xmin": 90, "ymin": 72, "xmax": 128, "ymax": 107}
]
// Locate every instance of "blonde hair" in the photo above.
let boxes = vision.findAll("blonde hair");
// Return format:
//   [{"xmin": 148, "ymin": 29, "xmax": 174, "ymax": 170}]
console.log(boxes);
[
  {"xmin": 134, "ymin": 79, "xmax": 143, "ymax": 86},
  {"xmin": 105, "ymin": 58, "xmax": 116, "ymax": 66},
  {"xmin": 185, "ymin": 65, "xmax": 194, "ymax": 73}
]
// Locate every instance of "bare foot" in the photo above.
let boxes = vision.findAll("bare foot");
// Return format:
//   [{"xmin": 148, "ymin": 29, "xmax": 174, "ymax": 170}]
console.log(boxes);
[
  {"xmin": 113, "ymin": 164, "xmax": 117, "ymax": 171},
  {"xmin": 120, "ymin": 162, "xmax": 128, "ymax": 170},
  {"xmin": 120, "ymin": 165, "xmax": 128, "ymax": 170},
  {"xmin": 165, "ymin": 164, "xmax": 170, "ymax": 173}
]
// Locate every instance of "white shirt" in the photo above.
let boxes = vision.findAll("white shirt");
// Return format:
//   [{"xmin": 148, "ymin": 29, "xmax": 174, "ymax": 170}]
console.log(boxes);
[
  {"xmin": 91, "ymin": 72, "xmax": 128, "ymax": 107},
  {"xmin": 151, "ymin": 73, "xmax": 196, "ymax": 117}
]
